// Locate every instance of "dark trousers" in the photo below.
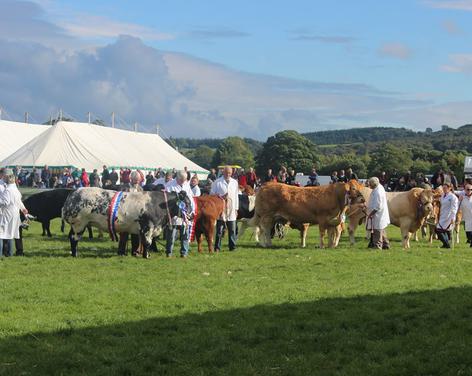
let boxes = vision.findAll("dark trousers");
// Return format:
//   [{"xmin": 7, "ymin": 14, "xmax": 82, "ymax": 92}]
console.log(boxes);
[
  {"xmin": 215, "ymin": 220, "xmax": 237, "ymax": 251},
  {"xmin": 466, "ymin": 231, "xmax": 472, "ymax": 246},
  {"xmin": 436, "ymin": 229, "xmax": 451, "ymax": 248}
]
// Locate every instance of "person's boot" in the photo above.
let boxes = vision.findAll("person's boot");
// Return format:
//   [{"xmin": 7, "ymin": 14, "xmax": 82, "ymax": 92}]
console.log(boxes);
[{"xmin": 438, "ymin": 232, "xmax": 450, "ymax": 248}]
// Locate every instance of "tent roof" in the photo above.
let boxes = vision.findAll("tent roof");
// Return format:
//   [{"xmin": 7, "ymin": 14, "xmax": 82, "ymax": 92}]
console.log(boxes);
[
  {"xmin": 0, "ymin": 120, "xmax": 50, "ymax": 161},
  {"xmin": 0, "ymin": 121, "xmax": 208, "ymax": 173}
]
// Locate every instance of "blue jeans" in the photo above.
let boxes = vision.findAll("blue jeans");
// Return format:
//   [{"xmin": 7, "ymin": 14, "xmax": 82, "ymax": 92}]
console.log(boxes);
[
  {"xmin": 0, "ymin": 239, "xmax": 14, "ymax": 257},
  {"xmin": 166, "ymin": 226, "xmax": 189, "ymax": 256},
  {"xmin": 215, "ymin": 220, "xmax": 237, "ymax": 251}
]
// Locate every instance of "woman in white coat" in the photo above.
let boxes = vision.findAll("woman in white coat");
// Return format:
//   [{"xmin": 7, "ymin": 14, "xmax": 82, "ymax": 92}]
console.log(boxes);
[
  {"xmin": 436, "ymin": 182, "xmax": 458, "ymax": 249},
  {"xmin": 459, "ymin": 183, "xmax": 472, "ymax": 247},
  {"xmin": 366, "ymin": 177, "xmax": 390, "ymax": 249},
  {"xmin": 0, "ymin": 170, "xmax": 27, "ymax": 257}
]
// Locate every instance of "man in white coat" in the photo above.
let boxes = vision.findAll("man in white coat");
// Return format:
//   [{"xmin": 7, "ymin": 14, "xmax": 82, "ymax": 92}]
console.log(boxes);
[
  {"xmin": 165, "ymin": 170, "xmax": 195, "ymax": 258},
  {"xmin": 0, "ymin": 169, "xmax": 28, "ymax": 257},
  {"xmin": 366, "ymin": 177, "xmax": 390, "ymax": 249},
  {"xmin": 210, "ymin": 166, "xmax": 239, "ymax": 252},
  {"xmin": 459, "ymin": 183, "xmax": 472, "ymax": 247},
  {"xmin": 436, "ymin": 182, "xmax": 459, "ymax": 249}
]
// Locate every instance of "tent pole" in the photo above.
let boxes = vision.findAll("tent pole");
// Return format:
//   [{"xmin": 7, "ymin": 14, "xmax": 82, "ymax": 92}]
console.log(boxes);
[
  {"xmin": 134, "ymin": 122, "xmax": 138, "ymax": 132},
  {"xmin": 0, "ymin": 107, "xmax": 2, "ymax": 120},
  {"xmin": 88, "ymin": 112, "xmax": 91, "ymax": 124},
  {"xmin": 25, "ymin": 112, "xmax": 29, "ymax": 124},
  {"xmin": 112, "ymin": 112, "xmax": 115, "ymax": 128}
]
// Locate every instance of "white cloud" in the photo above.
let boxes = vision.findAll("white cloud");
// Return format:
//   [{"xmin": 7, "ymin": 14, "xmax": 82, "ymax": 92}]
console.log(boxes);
[
  {"xmin": 57, "ymin": 15, "xmax": 174, "ymax": 41},
  {"xmin": 425, "ymin": 0, "xmax": 472, "ymax": 11},
  {"xmin": 441, "ymin": 54, "xmax": 472, "ymax": 73},
  {"xmin": 378, "ymin": 42, "xmax": 412, "ymax": 60}
]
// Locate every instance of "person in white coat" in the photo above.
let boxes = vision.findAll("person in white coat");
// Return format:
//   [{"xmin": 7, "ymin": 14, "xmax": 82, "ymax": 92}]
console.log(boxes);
[
  {"xmin": 459, "ymin": 183, "xmax": 472, "ymax": 247},
  {"xmin": 436, "ymin": 182, "xmax": 459, "ymax": 249},
  {"xmin": 210, "ymin": 166, "xmax": 239, "ymax": 251},
  {"xmin": 0, "ymin": 169, "xmax": 28, "ymax": 257},
  {"xmin": 165, "ymin": 171, "xmax": 194, "ymax": 257},
  {"xmin": 366, "ymin": 177, "xmax": 390, "ymax": 249}
]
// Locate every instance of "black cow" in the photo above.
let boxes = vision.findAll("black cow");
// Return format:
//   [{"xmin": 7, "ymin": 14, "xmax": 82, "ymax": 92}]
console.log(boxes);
[
  {"xmin": 62, "ymin": 187, "xmax": 191, "ymax": 258},
  {"xmin": 23, "ymin": 188, "xmax": 94, "ymax": 238}
]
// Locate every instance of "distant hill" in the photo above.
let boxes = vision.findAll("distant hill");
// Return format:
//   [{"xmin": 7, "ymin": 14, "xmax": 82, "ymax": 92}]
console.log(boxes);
[{"xmin": 303, "ymin": 127, "xmax": 418, "ymax": 145}]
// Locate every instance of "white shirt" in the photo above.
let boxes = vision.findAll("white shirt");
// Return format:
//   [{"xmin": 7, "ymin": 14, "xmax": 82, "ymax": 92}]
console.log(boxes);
[
  {"xmin": 210, "ymin": 176, "xmax": 239, "ymax": 221},
  {"xmin": 191, "ymin": 184, "xmax": 201, "ymax": 197},
  {"xmin": 459, "ymin": 193, "xmax": 472, "ymax": 231},
  {"xmin": 367, "ymin": 184, "xmax": 390, "ymax": 230},
  {"xmin": 165, "ymin": 179, "xmax": 195, "ymax": 225},
  {"xmin": 0, "ymin": 183, "xmax": 24, "ymax": 239},
  {"xmin": 437, "ymin": 191, "xmax": 458, "ymax": 230},
  {"xmin": 153, "ymin": 177, "xmax": 166, "ymax": 186}
]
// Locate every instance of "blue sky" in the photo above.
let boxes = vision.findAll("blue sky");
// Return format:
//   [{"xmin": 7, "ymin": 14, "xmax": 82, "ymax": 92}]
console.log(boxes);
[{"xmin": 1, "ymin": 0, "xmax": 472, "ymax": 138}]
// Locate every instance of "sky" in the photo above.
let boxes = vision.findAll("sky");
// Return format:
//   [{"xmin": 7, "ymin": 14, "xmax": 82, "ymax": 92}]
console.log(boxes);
[{"xmin": 0, "ymin": 0, "xmax": 472, "ymax": 139}]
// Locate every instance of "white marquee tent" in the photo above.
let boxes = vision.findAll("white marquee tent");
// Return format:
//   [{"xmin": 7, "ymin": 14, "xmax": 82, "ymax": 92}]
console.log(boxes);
[
  {"xmin": 0, "ymin": 121, "xmax": 208, "ymax": 175},
  {"xmin": 0, "ymin": 120, "xmax": 50, "ymax": 161}
]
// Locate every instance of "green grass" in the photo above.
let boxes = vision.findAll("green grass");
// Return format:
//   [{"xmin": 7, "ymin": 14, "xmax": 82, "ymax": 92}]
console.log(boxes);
[{"xmin": 1, "ymin": 220, "xmax": 472, "ymax": 375}]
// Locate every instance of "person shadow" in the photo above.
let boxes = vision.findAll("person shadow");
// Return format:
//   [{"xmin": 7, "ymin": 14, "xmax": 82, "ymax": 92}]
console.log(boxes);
[{"xmin": 0, "ymin": 286, "xmax": 470, "ymax": 375}]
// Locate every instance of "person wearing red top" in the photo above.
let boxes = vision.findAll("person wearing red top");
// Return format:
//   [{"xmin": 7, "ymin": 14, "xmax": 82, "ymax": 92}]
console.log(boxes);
[
  {"xmin": 80, "ymin": 168, "xmax": 90, "ymax": 187},
  {"xmin": 121, "ymin": 168, "xmax": 131, "ymax": 185},
  {"xmin": 237, "ymin": 168, "xmax": 247, "ymax": 187},
  {"xmin": 245, "ymin": 167, "xmax": 257, "ymax": 188}
]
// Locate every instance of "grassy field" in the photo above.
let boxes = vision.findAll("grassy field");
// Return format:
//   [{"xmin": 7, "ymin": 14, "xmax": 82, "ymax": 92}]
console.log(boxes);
[{"xmin": 1, "ymin": 220, "xmax": 472, "ymax": 375}]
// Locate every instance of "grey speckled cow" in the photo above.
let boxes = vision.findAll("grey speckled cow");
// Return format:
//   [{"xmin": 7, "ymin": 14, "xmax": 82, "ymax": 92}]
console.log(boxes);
[{"xmin": 62, "ymin": 187, "xmax": 190, "ymax": 258}]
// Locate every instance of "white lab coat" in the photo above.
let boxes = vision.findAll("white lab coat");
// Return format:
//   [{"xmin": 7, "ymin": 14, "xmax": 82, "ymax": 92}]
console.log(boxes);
[
  {"xmin": 191, "ymin": 184, "xmax": 201, "ymax": 197},
  {"xmin": 367, "ymin": 184, "xmax": 390, "ymax": 230},
  {"xmin": 210, "ymin": 177, "xmax": 239, "ymax": 221},
  {"xmin": 437, "ymin": 192, "xmax": 458, "ymax": 231},
  {"xmin": 0, "ymin": 183, "xmax": 25, "ymax": 239},
  {"xmin": 460, "ymin": 193, "xmax": 472, "ymax": 232},
  {"xmin": 165, "ymin": 179, "xmax": 194, "ymax": 226}
]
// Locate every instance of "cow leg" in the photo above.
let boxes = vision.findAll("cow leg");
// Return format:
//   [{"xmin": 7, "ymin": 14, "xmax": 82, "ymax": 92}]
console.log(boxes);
[
  {"xmin": 348, "ymin": 222, "xmax": 357, "ymax": 245},
  {"xmin": 69, "ymin": 228, "xmax": 84, "ymax": 257},
  {"xmin": 206, "ymin": 221, "xmax": 215, "ymax": 253},
  {"xmin": 400, "ymin": 224, "xmax": 411, "ymax": 249},
  {"xmin": 299, "ymin": 224, "xmax": 309, "ymax": 248},
  {"xmin": 46, "ymin": 220, "xmax": 52, "ymax": 237},
  {"xmin": 334, "ymin": 224, "xmax": 343, "ymax": 247},
  {"xmin": 254, "ymin": 226, "xmax": 260, "ymax": 243},
  {"xmin": 118, "ymin": 233, "xmax": 129, "ymax": 255},
  {"xmin": 87, "ymin": 225, "xmax": 93, "ymax": 239},
  {"xmin": 197, "ymin": 231, "xmax": 204, "ymax": 253},
  {"xmin": 41, "ymin": 222, "xmax": 46, "ymax": 236},
  {"xmin": 61, "ymin": 219, "xmax": 65, "ymax": 233},
  {"xmin": 455, "ymin": 223, "xmax": 460, "ymax": 244},
  {"xmin": 318, "ymin": 225, "xmax": 326, "ymax": 248},
  {"xmin": 259, "ymin": 217, "xmax": 273, "ymax": 247},
  {"xmin": 139, "ymin": 232, "xmax": 151, "ymax": 259},
  {"xmin": 414, "ymin": 230, "xmax": 419, "ymax": 242},
  {"xmin": 98, "ymin": 229, "xmax": 104, "ymax": 239},
  {"xmin": 327, "ymin": 226, "xmax": 336, "ymax": 248}
]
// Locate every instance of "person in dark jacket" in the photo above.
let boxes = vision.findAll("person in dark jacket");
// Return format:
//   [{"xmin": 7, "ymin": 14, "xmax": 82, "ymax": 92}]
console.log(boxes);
[
  {"xmin": 347, "ymin": 168, "xmax": 358, "ymax": 180},
  {"xmin": 41, "ymin": 165, "xmax": 51, "ymax": 188},
  {"xmin": 263, "ymin": 168, "xmax": 276, "ymax": 183},
  {"xmin": 101, "ymin": 165, "xmax": 110, "ymax": 186},
  {"xmin": 109, "ymin": 168, "xmax": 119, "ymax": 185}
]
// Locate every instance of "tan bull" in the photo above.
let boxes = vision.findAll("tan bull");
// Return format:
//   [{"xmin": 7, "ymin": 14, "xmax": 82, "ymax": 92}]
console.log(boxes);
[
  {"xmin": 347, "ymin": 182, "xmax": 435, "ymax": 248},
  {"xmin": 250, "ymin": 181, "xmax": 359, "ymax": 248}
]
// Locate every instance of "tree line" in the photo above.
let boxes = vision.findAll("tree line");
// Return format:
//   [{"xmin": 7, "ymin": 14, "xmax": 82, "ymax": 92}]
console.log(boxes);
[{"xmin": 168, "ymin": 125, "xmax": 472, "ymax": 180}]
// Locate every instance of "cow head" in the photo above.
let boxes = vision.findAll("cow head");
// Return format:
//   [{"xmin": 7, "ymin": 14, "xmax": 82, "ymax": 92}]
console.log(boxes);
[
  {"xmin": 347, "ymin": 179, "xmax": 366, "ymax": 203},
  {"xmin": 416, "ymin": 189, "xmax": 435, "ymax": 220},
  {"xmin": 176, "ymin": 191, "xmax": 193, "ymax": 218}
]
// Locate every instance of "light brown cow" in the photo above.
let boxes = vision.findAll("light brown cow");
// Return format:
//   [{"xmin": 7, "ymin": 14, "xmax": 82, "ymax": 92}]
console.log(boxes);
[
  {"xmin": 347, "ymin": 183, "xmax": 434, "ymax": 248},
  {"xmin": 250, "ymin": 181, "xmax": 360, "ymax": 248},
  {"xmin": 421, "ymin": 189, "xmax": 462, "ymax": 244}
]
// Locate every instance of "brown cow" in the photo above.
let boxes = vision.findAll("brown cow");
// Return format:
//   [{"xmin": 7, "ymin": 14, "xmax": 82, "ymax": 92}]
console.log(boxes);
[
  {"xmin": 194, "ymin": 195, "xmax": 225, "ymax": 253},
  {"xmin": 421, "ymin": 189, "xmax": 462, "ymax": 244},
  {"xmin": 347, "ymin": 182, "xmax": 434, "ymax": 248},
  {"xmin": 250, "ymin": 181, "xmax": 360, "ymax": 248}
]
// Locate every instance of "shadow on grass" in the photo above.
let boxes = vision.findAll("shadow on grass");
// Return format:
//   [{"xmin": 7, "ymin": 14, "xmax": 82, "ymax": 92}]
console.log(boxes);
[{"xmin": 1, "ymin": 287, "xmax": 472, "ymax": 375}]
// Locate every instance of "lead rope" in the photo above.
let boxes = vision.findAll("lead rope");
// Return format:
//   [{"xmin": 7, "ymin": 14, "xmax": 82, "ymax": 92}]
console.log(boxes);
[{"xmin": 162, "ymin": 190, "xmax": 172, "ymax": 226}]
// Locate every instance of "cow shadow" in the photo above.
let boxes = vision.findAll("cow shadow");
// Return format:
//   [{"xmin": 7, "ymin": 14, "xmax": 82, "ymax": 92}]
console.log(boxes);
[{"xmin": 1, "ymin": 287, "xmax": 472, "ymax": 376}]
